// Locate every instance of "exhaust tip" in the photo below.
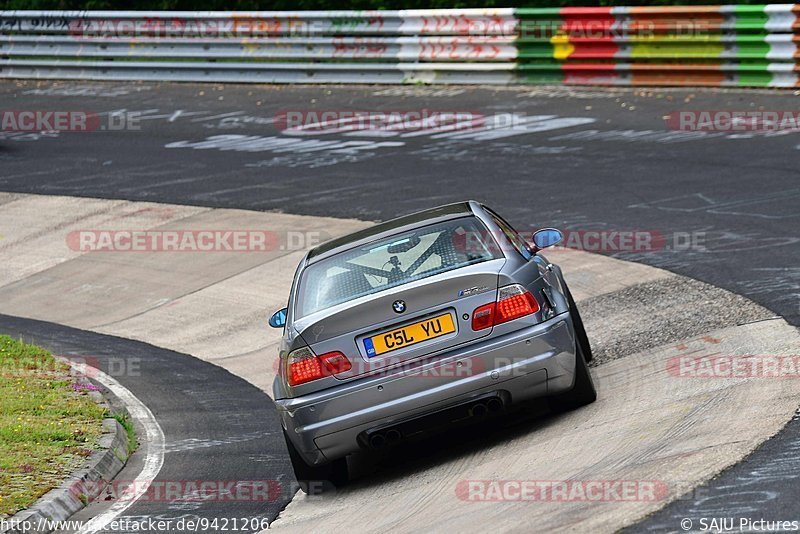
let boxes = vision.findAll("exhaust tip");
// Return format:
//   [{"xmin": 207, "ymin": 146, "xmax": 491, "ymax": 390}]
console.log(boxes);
[
  {"xmin": 487, "ymin": 398, "xmax": 504, "ymax": 413},
  {"xmin": 369, "ymin": 433, "xmax": 386, "ymax": 449},
  {"xmin": 470, "ymin": 403, "xmax": 488, "ymax": 418},
  {"xmin": 385, "ymin": 429, "xmax": 402, "ymax": 443}
]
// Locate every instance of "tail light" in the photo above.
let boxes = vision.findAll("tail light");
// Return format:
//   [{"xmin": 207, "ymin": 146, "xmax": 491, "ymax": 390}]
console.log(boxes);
[
  {"xmin": 471, "ymin": 284, "xmax": 540, "ymax": 331},
  {"xmin": 286, "ymin": 347, "xmax": 352, "ymax": 387},
  {"xmin": 472, "ymin": 303, "xmax": 495, "ymax": 331},
  {"xmin": 495, "ymin": 285, "xmax": 540, "ymax": 324}
]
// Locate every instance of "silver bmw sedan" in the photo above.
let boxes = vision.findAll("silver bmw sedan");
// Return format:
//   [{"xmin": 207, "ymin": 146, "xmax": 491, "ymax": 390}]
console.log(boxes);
[{"xmin": 269, "ymin": 201, "xmax": 595, "ymax": 490}]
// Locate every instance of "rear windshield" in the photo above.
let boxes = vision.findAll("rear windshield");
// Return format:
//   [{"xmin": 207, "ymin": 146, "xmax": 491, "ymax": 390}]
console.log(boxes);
[{"xmin": 296, "ymin": 217, "xmax": 501, "ymax": 318}]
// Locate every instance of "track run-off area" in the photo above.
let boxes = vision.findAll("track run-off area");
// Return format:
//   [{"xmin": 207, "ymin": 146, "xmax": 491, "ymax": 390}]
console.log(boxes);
[{"xmin": 0, "ymin": 81, "xmax": 799, "ymax": 532}]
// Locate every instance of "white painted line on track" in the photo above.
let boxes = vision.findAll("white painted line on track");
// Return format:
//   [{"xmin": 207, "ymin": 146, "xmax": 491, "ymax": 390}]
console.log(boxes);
[{"xmin": 63, "ymin": 360, "xmax": 166, "ymax": 534}]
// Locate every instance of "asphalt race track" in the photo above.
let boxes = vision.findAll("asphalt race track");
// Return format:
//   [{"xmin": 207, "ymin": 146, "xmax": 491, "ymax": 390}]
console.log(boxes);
[
  {"xmin": 1, "ymin": 80, "xmax": 799, "ymax": 531},
  {"xmin": 0, "ymin": 313, "xmax": 293, "ymax": 531},
  {"xmin": 1, "ymin": 82, "xmax": 797, "ymax": 327}
]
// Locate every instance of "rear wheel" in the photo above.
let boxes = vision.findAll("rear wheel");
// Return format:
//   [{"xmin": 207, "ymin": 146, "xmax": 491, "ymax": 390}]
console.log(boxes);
[
  {"xmin": 283, "ymin": 429, "xmax": 348, "ymax": 493},
  {"xmin": 548, "ymin": 342, "xmax": 597, "ymax": 413},
  {"xmin": 565, "ymin": 285, "xmax": 593, "ymax": 362}
]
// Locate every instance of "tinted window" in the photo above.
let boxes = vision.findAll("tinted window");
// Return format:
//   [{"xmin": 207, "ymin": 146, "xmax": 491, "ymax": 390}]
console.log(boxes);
[{"xmin": 296, "ymin": 217, "xmax": 501, "ymax": 318}]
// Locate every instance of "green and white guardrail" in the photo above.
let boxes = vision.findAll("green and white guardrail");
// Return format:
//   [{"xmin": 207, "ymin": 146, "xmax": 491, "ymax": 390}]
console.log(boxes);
[{"xmin": 1, "ymin": 5, "xmax": 799, "ymax": 86}]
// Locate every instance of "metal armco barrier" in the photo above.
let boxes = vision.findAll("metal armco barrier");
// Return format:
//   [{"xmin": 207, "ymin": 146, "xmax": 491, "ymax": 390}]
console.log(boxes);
[{"xmin": 1, "ymin": 6, "xmax": 799, "ymax": 86}]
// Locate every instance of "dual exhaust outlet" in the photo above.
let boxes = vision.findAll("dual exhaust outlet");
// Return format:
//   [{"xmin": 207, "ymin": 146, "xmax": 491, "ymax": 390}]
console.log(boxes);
[
  {"xmin": 368, "ymin": 428, "xmax": 402, "ymax": 450},
  {"xmin": 468, "ymin": 396, "xmax": 504, "ymax": 418}
]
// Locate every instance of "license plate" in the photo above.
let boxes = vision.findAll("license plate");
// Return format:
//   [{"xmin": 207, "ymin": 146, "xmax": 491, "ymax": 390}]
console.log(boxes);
[{"xmin": 364, "ymin": 313, "xmax": 456, "ymax": 357}]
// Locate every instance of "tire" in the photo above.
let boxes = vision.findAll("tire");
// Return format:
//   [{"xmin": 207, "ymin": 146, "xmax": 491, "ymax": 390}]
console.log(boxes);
[
  {"xmin": 283, "ymin": 429, "xmax": 348, "ymax": 493},
  {"xmin": 548, "ymin": 342, "xmax": 597, "ymax": 413},
  {"xmin": 565, "ymin": 285, "xmax": 593, "ymax": 362}
]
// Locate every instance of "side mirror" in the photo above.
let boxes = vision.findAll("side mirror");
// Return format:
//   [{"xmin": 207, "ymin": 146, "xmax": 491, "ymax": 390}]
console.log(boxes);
[
  {"xmin": 531, "ymin": 228, "xmax": 563, "ymax": 252},
  {"xmin": 269, "ymin": 308, "xmax": 288, "ymax": 328}
]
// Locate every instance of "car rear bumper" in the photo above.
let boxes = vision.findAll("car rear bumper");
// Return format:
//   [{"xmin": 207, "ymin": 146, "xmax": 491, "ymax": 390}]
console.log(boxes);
[{"xmin": 274, "ymin": 312, "xmax": 578, "ymax": 465}]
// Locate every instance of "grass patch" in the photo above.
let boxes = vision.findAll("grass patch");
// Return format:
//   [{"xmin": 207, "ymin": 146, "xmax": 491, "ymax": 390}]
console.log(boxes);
[
  {"xmin": 0, "ymin": 335, "xmax": 106, "ymax": 518},
  {"xmin": 112, "ymin": 413, "xmax": 137, "ymax": 456}
]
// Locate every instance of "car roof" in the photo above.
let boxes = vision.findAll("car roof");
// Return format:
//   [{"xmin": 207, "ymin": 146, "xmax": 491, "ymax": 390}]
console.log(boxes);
[{"xmin": 306, "ymin": 201, "xmax": 480, "ymax": 263}]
